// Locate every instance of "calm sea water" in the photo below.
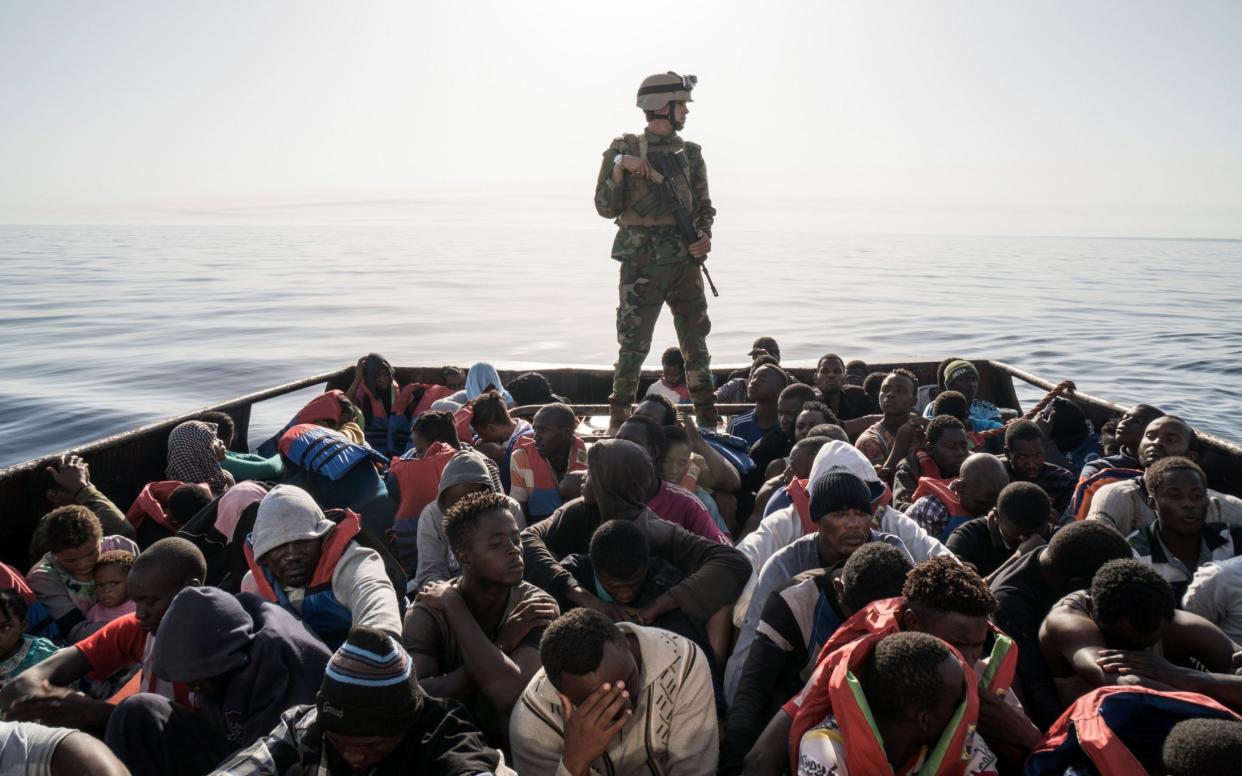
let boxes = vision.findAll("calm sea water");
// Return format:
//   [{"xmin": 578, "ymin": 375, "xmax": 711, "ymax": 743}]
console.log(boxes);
[{"xmin": 2, "ymin": 211, "xmax": 1240, "ymax": 468}]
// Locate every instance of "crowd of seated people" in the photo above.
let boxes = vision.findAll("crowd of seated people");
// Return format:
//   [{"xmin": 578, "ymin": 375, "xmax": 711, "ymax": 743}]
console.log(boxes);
[{"xmin": 3, "ymin": 342, "xmax": 1242, "ymax": 776}]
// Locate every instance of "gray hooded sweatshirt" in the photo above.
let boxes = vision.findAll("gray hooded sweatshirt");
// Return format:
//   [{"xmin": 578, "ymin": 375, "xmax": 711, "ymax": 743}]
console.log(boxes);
[{"xmin": 412, "ymin": 449, "xmax": 526, "ymax": 591}]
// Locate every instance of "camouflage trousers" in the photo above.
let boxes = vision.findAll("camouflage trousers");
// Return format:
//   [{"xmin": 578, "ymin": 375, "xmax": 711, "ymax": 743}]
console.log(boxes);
[{"xmin": 609, "ymin": 228, "xmax": 714, "ymax": 415}]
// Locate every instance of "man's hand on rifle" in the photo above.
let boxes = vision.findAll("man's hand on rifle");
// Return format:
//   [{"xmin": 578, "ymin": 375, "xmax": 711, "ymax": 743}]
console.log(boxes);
[{"xmin": 688, "ymin": 230, "xmax": 711, "ymax": 259}]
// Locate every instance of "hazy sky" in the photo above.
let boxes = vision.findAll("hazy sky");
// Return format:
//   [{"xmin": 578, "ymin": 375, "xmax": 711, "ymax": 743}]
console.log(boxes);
[{"xmin": 2, "ymin": 1, "xmax": 1240, "ymax": 236}]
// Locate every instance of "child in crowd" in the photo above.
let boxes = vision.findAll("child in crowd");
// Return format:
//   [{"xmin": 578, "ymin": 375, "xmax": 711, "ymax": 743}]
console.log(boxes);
[
  {"xmin": 86, "ymin": 550, "xmax": 136, "ymax": 624},
  {"xmin": 0, "ymin": 590, "xmax": 58, "ymax": 691}
]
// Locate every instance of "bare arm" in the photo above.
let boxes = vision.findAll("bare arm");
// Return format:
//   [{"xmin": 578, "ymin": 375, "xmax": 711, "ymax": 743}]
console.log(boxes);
[
  {"xmin": 684, "ymin": 417, "xmax": 741, "ymax": 493},
  {"xmin": 743, "ymin": 708, "xmax": 793, "ymax": 776},
  {"xmin": 50, "ymin": 731, "xmax": 130, "ymax": 776}
]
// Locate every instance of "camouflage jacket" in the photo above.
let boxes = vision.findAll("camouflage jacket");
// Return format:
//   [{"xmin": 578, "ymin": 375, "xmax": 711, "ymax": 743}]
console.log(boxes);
[{"xmin": 594, "ymin": 129, "xmax": 715, "ymax": 237}]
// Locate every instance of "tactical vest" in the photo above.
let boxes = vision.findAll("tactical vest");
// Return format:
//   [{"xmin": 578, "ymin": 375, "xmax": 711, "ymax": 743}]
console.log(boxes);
[{"xmin": 616, "ymin": 133, "xmax": 697, "ymax": 228}]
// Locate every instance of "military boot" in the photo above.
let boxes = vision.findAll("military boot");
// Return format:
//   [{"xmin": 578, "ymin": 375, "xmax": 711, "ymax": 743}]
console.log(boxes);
[
  {"xmin": 694, "ymin": 401, "xmax": 721, "ymax": 431},
  {"xmin": 607, "ymin": 403, "xmax": 631, "ymax": 435}
]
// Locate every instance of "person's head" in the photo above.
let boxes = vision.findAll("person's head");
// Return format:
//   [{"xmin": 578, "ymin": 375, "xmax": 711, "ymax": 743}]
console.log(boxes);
[
  {"xmin": 583, "ymin": 439, "xmax": 657, "ymax": 522},
  {"xmin": 252, "ymin": 485, "xmax": 334, "ymax": 589},
  {"xmin": 862, "ymin": 371, "xmax": 887, "ymax": 402},
  {"xmin": 795, "ymin": 401, "xmax": 836, "ymax": 442},
  {"xmin": 317, "ymin": 626, "xmax": 426, "ymax": 771},
  {"xmin": 790, "ymin": 436, "xmax": 832, "ymax": 479},
  {"xmin": 506, "ymin": 371, "xmax": 559, "ymax": 406},
  {"xmin": 361, "ymin": 353, "xmax": 394, "ymax": 393},
  {"xmin": 1145, "ymin": 457, "xmax": 1209, "ymax": 539},
  {"xmin": 168, "ymin": 482, "xmax": 214, "ymax": 527},
  {"xmin": 777, "ymin": 383, "xmax": 818, "ymax": 439},
  {"xmin": 540, "ymin": 608, "xmax": 639, "ymax": 710},
  {"xmin": 931, "ymin": 390, "xmax": 970, "ymax": 425},
  {"xmin": 879, "ymin": 369, "xmax": 918, "ymax": 417},
  {"xmin": 589, "ymin": 520, "xmax": 650, "ymax": 605},
  {"xmin": 749, "ymin": 336, "xmax": 780, "ymax": 363},
  {"xmin": 660, "ymin": 426, "xmax": 692, "ymax": 485},
  {"xmin": 1091, "ymin": 559, "xmax": 1176, "ymax": 650},
  {"xmin": 197, "ymin": 411, "xmax": 236, "ymax": 450},
  {"xmin": 442, "ymin": 365, "xmax": 467, "ymax": 392},
  {"xmin": 1043, "ymin": 520, "xmax": 1133, "ymax": 594},
  {"xmin": 900, "ymin": 556, "xmax": 996, "ymax": 664},
  {"xmin": 533, "ymin": 404, "xmax": 578, "ymax": 461},
  {"xmin": 746, "ymin": 363, "xmax": 789, "ymax": 403},
  {"xmin": 660, "ymin": 347, "xmax": 686, "ymax": 386},
  {"xmin": 815, "ymin": 354, "xmax": 846, "ymax": 396},
  {"xmin": 436, "ymin": 448, "xmax": 497, "ymax": 513},
  {"xmin": 1048, "ymin": 397, "xmax": 1090, "ymax": 453},
  {"xmin": 154, "ymin": 586, "xmax": 262, "ymax": 699},
  {"xmin": 127, "ymin": 537, "xmax": 207, "ymax": 633},
  {"xmin": 834, "ymin": 542, "xmax": 913, "ymax": 618},
  {"xmin": 809, "ymin": 471, "xmax": 874, "ymax": 560},
  {"xmin": 633, "ymin": 395, "xmax": 678, "ymax": 426},
  {"xmin": 37, "ymin": 460, "xmax": 76, "ymax": 508},
  {"xmin": 954, "ymin": 453, "xmax": 1010, "ymax": 517},
  {"xmin": 844, "ymin": 359, "xmax": 869, "ymax": 387},
  {"xmin": 807, "ymin": 423, "xmax": 850, "ymax": 444},
  {"xmin": 616, "ymin": 415, "xmax": 668, "ymax": 470},
  {"xmin": 1115, "ymin": 403, "xmax": 1165, "ymax": 455},
  {"xmin": 993, "ymin": 482, "xmax": 1050, "ymax": 549},
  {"xmin": 39, "ymin": 505, "xmax": 102, "ymax": 581},
  {"xmin": 0, "ymin": 590, "xmax": 28, "ymax": 659},
  {"xmin": 1003, "ymin": 420, "xmax": 1046, "ymax": 482},
  {"xmin": 409, "ymin": 410, "xmax": 460, "ymax": 455},
  {"xmin": 93, "ymin": 549, "xmax": 135, "ymax": 609},
  {"xmin": 1163, "ymin": 717, "xmax": 1242, "ymax": 776},
  {"xmin": 444, "ymin": 491, "xmax": 523, "ymax": 587},
  {"xmin": 1138, "ymin": 415, "xmax": 1198, "ymax": 468},
  {"xmin": 469, "ymin": 390, "xmax": 514, "ymax": 445},
  {"xmin": 863, "ymin": 632, "xmax": 965, "ymax": 749},
  {"xmin": 940, "ymin": 360, "xmax": 980, "ymax": 406},
  {"xmin": 925, "ymin": 415, "xmax": 969, "ymax": 478}
]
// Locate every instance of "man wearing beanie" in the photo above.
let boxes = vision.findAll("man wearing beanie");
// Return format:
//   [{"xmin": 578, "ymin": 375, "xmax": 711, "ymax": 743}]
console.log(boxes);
[
  {"xmin": 724, "ymin": 469, "xmax": 911, "ymax": 704},
  {"xmin": 242, "ymin": 484, "xmax": 402, "ymax": 649},
  {"xmin": 106, "ymin": 586, "xmax": 330, "ymax": 774},
  {"xmin": 213, "ymin": 626, "xmax": 514, "ymax": 775},
  {"xmin": 922, "ymin": 358, "xmax": 1003, "ymax": 427}
]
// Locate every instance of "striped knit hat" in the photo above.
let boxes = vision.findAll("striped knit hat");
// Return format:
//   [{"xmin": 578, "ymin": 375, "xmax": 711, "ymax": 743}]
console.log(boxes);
[{"xmin": 317, "ymin": 626, "xmax": 424, "ymax": 736}]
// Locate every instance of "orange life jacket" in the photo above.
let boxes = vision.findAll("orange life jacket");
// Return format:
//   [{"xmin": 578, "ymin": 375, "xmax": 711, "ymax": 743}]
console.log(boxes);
[
  {"xmin": 388, "ymin": 441, "xmax": 458, "ymax": 520},
  {"xmin": 294, "ymin": 390, "xmax": 348, "ymax": 426},
  {"xmin": 511, "ymin": 434, "xmax": 587, "ymax": 517},
  {"xmin": 912, "ymin": 476, "xmax": 974, "ymax": 540}
]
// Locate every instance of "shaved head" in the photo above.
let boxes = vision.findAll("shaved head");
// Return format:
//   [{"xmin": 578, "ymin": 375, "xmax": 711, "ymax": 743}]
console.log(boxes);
[
  {"xmin": 131, "ymin": 537, "xmax": 208, "ymax": 589},
  {"xmin": 957, "ymin": 453, "xmax": 1010, "ymax": 517}
]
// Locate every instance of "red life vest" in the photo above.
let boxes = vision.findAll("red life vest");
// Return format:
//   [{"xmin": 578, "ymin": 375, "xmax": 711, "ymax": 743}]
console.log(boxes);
[
  {"xmin": 388, "ymin": 442, "xmax": 458, "ymax": 520},
  {"xmin": 912, "ymin": 476, "xmax": 974, "ymax": 539},
  {"xmin": 126, "ymin": 480, "xmax": 184, "ymax": 533},
  {"xmin": 392, "ymin": 383, "xmax": 456, "ymax": 417},
  {"xmin": 1029, "ymin": 686, "xmax": 1240, "ymax": 775},
  {"xmin": 914, "ymin": 449, "xmax": 943, "ymax": 479},
  {"xmin": 511, "ymin": 435, "xmax": 587, "ymax": 517},
  {"xmin": 454, "ymin": 405, "xmax": 475, "ymax": 444},
  {"xmin": 789, "ymin": 604, "xmax": 982, "ymax": 776},
  {"xmin": 294, "ymin": 390, "xmax": 348, "ymax": 426}
]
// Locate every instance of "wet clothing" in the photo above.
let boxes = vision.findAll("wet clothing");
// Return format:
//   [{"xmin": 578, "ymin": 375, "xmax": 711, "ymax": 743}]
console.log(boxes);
[{"xmin": 599, "ymin": 130, "xmax": 716, "ymax": 418}]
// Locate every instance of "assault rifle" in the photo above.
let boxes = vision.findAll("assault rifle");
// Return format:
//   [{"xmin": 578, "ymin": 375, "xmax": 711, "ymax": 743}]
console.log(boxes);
[{"xmin": 647, "ymin": 150, "xmax": 719, "ymax": 297}]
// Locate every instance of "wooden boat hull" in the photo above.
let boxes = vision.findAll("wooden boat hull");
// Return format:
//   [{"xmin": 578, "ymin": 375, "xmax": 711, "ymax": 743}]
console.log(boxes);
[{"xmin": 2, "ymin": 360, "xmax": 1238, "ymax": 569}]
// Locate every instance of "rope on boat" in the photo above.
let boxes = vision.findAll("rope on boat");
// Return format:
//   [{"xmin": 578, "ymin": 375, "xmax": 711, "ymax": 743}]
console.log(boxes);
[{"xmin": 976, "ymin": 379, "xmax": 1077, "ymax": 439}]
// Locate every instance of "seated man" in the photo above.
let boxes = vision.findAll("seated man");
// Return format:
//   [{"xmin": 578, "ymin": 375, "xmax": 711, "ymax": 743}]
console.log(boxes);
[
  {"xmin": 615, "ymin": 415, "xmax": 730, "ymax": 543},
  {"xmin": 892, "ymin": 415, "xmax": 971, "ymax": 511},
  {"xmin": 510, "ymin": 608, "xmax": 718, "ymax": 775},
  {"xmin": 521, "ymin": 439, "xmax": 749, "ymax": 640},
  {"xmin": 1040, "ymin": 559, "xmax": 1238, "ymax": 715},
  {"xmin": 110, "ymin": 586, "xmax": 332, "ymax": 774},
  {"xmin": 921, "ymin": 358, "xmax": 1003, "ymax": 427},
  {"xmin": 562, "ymin": 519, "xmax": 716, "ymax": 666},
  {"xmin": 243, "ymin": 484, "xmax": 403, "ymax": 648},
  {"xmin": 751, "ymin": 434, "xmax": 833, "ymax": 524},
  {"xmin": 947, "ymin": 481, "xmax": 1050, "ymax": 579},
  {"xmin": 1002, "ymin": 419, "xmax": 1076, "ymax": 517},
  {"xmin": 813, "ymin": 353, "xmax": 873, "ymax": 422},
  {"xmin": 725, "ymin": 471, "xmax": 913, "ymax": 703},
  {"xmin": 0, "ymin": 539, "xmax": 206, "ymax": 731},
  {"xmin": 1079, "ymin": 403, "xmax": 1165, "ymax": 480},
  {"xmin": 855, "ymin": 369, "xmax": 920, "ymax": 467},
  {"xmin": 1183, "ymin": 554, "xmax": 1242, "ymax": 644},
  {"xmin": 412, "ymin": 447, "xmax": 523, "ymax": 591},
  {"xmin": 746, "ymin": 383, "xmax": 818, "ymax": 492},
  {"xmin": 989, "ymin": 521, "xmax": 1134, "ymax": 730},
  {"xmin": 720, "ymin": 542, "xmax": 912, "ymax": 774},
  {"xmin": 213, "ymin": 626, "xmax": 515, "ymax": 775},
  {"xmin": 792, "ymin": 631, "xmax": 998, "ymax": 776},
  {"xmin": 26, "ymin": 505, "xmax": 139, "ymax": 642},
  {"xmin": 508, "ymin": 403, "xmax": 587, "ymax": 521},
  {"xmin": 468, "ymin": 390, "xmax": 532, "ymax": 489},
  {"xmin": 715, "ymin": 343, "xmax": 779, "ymax": 405},
  {"xmin": 728, "ymin": 363, "xmax": 789, "ymax": 447},
  {"xmin": 1129, "ymin": 457, "xmax": 1242, "ymax": 600},
  {"xmin": 403, "ymin": 492, "xmax": 557, "ymax": 743},
  {"xmin": 1088, "ymin": 416, "xmax": 1242, "ymax": 535},
  {"xmin": 905, "ymin": 452, "xmax": 1009, "ymax": 541},
  {"xmin": 644, "ymin": 346, "xmax": 691, "ymax": 403}
]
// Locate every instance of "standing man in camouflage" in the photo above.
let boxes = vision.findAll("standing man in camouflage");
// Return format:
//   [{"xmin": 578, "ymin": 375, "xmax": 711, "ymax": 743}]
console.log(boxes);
[{"xmin": 596, "ymin": 71, "xmax": 718, "ymax": 433}]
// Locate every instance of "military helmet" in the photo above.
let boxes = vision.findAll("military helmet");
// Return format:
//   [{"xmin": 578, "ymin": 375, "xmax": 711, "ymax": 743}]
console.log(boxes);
[{"xmin": 636, "ymin": 72, "xmax": 697, "ymax": 110}]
